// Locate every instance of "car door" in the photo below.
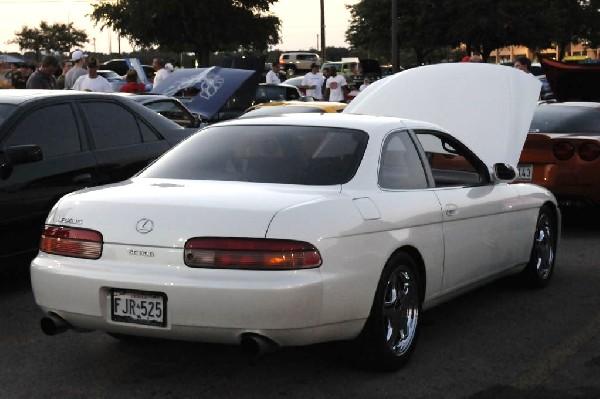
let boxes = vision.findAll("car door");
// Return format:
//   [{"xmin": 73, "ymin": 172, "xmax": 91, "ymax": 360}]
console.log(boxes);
[
  {"xmin": 374, "ymin": 130, "xmax": 445, "ymax": 299},
  {"xmin": 0, "ymin": 101, "xmax": 96, "ymax": 258},
  {"xmin": 78, "ymin": 100, "xmax": 171, "ymax": 184},
  {"xmin": 413, "ymin": 129, "xmax": 526, "ymax": 293}
]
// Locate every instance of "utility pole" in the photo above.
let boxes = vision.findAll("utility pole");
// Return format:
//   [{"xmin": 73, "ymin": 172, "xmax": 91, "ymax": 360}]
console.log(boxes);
[
  {"xmin": 391, "ymin": 0, "xmax": 398, "ymax": 72},
  {"xmin": 320, "ymin": 0, "xmax": 326, "ymax": 61}
]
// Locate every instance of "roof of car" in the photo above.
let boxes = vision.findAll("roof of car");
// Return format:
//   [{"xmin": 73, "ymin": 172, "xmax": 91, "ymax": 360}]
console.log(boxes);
[{"xmin": 0, "ymin": 89, "xmax": 124, "ymax": 105}]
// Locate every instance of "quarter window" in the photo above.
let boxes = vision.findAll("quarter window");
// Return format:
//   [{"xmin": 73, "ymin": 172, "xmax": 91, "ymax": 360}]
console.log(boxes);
[
  {"xmin": 6, "ymin": 103, "xmax": 81, "ymax": 158},
  {"xmin": 379, "ymin": 131, "xmax": 428, "ymax": 189}
]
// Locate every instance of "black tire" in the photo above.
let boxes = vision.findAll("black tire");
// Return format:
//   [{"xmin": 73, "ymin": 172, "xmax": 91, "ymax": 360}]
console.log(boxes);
[
  {"xmin": 357, "ymin": 252, "xmax": 421, "ymax": 371},
  {"xmin": 522, "ymin": 205, "xmax": 557, "ymax": 288}
]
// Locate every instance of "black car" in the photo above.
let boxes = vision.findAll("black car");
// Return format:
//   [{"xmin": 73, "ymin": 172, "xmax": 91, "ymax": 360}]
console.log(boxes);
[
  {"xmin": 0, "ymin": 90, "xmax": 192, "ymax": 262},
  {"xmin": 117, "ymin": 93, "xmax": 203, "ymax": 128}
]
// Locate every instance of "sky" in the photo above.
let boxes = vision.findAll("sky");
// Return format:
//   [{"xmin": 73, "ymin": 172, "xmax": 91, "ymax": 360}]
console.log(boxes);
[{"xmin": 0, "ymin": 0, "xmax": 359, "ymax": 55}]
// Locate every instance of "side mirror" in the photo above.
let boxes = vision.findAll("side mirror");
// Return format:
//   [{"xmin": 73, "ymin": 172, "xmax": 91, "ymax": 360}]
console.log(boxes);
[
  {"xmin": 3, "ymin": 145, "xmax": 43, "ymax": 166},
  {"xmin": 493, "ymin": 163, "xmax": 516, "ymax": 182}
]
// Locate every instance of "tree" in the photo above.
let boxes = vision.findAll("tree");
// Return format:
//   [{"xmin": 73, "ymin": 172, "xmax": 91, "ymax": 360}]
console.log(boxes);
[
  {"xmin": 9, "ymin": 22, "xmax": 88, "ymax": 61},
  {"xmin": 91, "ymin": 0, "xmax": 281, "ymax": 67},
  {"xmin": 346, "ymin": 0, "xmax": 464, "ymax": 65}
]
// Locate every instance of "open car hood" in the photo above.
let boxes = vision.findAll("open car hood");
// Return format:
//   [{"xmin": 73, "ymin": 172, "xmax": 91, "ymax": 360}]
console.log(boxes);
[
  {"xmin": 152, "ymin": 67, "xmax": 256, "ymax": 119},
  {"xmin": 344, "ymin": 63, "xmax": 541, "ymax": 169},
  {"xmin": 539, "ymin": 56, "xmax": 600, "ymax": 103}
]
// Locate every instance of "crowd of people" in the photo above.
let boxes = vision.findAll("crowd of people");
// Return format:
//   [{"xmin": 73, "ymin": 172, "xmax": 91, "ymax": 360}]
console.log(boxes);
[
  {"xmin": 4, "ymin": 49, "xmax": 534, "ymax": 100},
  {"xmin": 2, "ymin": 50, "xmax": 176, "ymax": 93}
]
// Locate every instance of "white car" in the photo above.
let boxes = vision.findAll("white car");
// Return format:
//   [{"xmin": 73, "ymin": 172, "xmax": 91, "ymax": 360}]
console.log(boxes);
[{"xmin": 31, "ymin": 64, "xmax": 558, "ymax": 370}]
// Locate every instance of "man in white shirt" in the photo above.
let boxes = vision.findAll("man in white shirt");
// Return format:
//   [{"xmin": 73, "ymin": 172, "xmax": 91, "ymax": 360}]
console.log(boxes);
[
  {"xmin": 64, "ymin": 49, "xmax": 88, "ymax": 89},
  {"xmin": 152, "ymin": 57, "xmax": 170, "ymax": 88},
  {"xmin": 300, "ymin": 63, "xmax": 325, "ymax": 100},
  {"xmin": 325, "ymin": 66, "xmax": 348, "ymax": 102},
  {"xmin": 72, "ymin": 57, "xmax": 113, "ymax": 92},
  {"xmin": 265, "ymin": 63, "xmax": 281, "ymax": 84}
]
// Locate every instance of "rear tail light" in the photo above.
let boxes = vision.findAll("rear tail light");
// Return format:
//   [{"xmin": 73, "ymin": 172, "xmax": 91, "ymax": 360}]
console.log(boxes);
[
  {"xmin": 578, "ymin": 143, "xmax": 600, "ymax": 162},
  {"xmin": 40, "ymin": 225, "xmax": 103, "ymax": 259},
  {"xmin": 553, "ymin": 142, "xmax": 575, "ymax": 160},
  {"xmin": 184, "ymin": 238, "xmax": 322, "ymax": 270}
]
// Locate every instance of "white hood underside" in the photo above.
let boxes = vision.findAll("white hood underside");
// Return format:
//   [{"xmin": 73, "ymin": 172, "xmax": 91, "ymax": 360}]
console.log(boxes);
[{"xmin": 345, "ymin": 63, "xmax": 542, "ymax": 168}]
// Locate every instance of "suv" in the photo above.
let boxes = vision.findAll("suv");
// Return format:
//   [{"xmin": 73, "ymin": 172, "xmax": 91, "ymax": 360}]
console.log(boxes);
[{"xmin": 279, "ymin": 52, "xmax": 321, "ymax": 74}]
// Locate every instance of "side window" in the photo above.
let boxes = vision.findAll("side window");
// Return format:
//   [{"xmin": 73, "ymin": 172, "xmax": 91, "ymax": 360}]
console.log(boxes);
[
  {"xmin": 6, "ymin": 103, "xmax": 81, "ymax": 158},
  {"xmin": 80, "ymin": 102, "xmax": 142, "ymax": 150},
  {"xmin": 414, "ymin": 129, "xmax": 486, "ymax": 187},
  {"xmin": 379, "ymin": 131, "xmax": 428, "ymax": 189}
]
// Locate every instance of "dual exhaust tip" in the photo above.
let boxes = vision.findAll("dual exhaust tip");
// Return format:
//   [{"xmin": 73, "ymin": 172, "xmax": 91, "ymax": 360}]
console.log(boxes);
[
  {"xmin": 40, "ymin": 315, "xmax": 278, "ymax": 356},
  {"xmin": 40, "ymin": 314, "xmax": 71, "ymax": 336}
]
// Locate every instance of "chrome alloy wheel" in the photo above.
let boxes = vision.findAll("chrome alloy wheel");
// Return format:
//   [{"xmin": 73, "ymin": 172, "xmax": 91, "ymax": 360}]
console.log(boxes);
[
  {"xmin": 532, "ymin": 213, "xmax": 555, "ymax": 280},
  {"xmin": 382, "ymin": 269, "xmax": 419, "ymax": 356}
]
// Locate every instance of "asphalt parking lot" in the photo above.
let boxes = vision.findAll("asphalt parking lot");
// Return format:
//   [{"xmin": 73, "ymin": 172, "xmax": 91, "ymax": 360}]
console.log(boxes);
[{"xmin": 1, "ymin": 209, "xmax": 599, "ymax": 399}]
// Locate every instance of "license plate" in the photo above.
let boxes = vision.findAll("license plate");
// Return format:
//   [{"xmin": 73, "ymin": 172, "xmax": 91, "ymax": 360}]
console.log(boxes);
[
  {"xmin": 517, "ymin": 164, "xmax": 533, "ymax": 181},
  {"xmin": 111, "ymin": 289, "xmax": 167, "ymax": 327}
]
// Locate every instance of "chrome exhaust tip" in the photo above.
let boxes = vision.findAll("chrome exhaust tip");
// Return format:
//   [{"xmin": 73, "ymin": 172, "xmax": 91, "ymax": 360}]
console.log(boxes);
[{"xmin": 40, "ymin": 314, "xmax": 71, "ymax": 336}]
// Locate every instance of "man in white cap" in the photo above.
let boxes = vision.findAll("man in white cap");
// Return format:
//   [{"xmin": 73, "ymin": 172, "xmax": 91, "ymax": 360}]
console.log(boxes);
[{"xmin": 64, "ymin": 49, "xmax": 88, "ymax": 89}]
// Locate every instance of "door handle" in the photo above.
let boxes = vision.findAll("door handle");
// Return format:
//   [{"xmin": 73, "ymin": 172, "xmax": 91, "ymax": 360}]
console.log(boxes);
[
  {"xmin": 73, "ymin": 173, "xmax": 92, "ymax": 184},
  {"xmin": 445, "ymin": 204, "xmax": 458, "ymax": 216}
]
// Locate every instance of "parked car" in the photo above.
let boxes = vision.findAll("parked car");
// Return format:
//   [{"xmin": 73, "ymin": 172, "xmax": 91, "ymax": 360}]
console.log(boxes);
[
  {"xmin": 517, "ymin": 102, "xmax": 600, "ymax": 206},
  {"xmin": 0, "ymin": 90, "xmax": 192, "ymax": 262},
  {"xmin": 31, "ymin": 63, "xmax": 558, "ymax": 371},
  {"xmin": 118, "ymin": 93, "xmax": 203, "ymax": 128},
  {"xmin": 278, "ymin": 52, "xmax": 320, "ymax": 75},
  {"xmin": 253, "ymin": 83, "xmax": 305, "ymax": 104},
  {"xmin": 516, "ymin": 56, "xmax": 600, "ymax": 206},
  {"xmin": 240, "ymin": 100, "xmax": 346, "ymax": 119},
  {"xmin": 152, "ymin": 67, "xmax": 261, "ymax": 123},
  {"xmin": 282, "ymin": 76, "xmax": 305, "ymax": 94},
  {"xmin": 100, "ymin": 59, "xmax": 155, "ymax": 82},
  {"xmin": 97, "ymin": 69, "xmax": 126, "ymax": 92}
]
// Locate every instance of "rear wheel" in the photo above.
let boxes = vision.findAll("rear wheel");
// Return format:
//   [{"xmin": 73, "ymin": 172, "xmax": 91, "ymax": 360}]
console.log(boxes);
[
  {"xmin": 522, "ymin": 205, "xmax": 557, "ymax": 288},
  {"xmin": 357, "ymin": 252, "xmax": 421, "ymax": 371}
]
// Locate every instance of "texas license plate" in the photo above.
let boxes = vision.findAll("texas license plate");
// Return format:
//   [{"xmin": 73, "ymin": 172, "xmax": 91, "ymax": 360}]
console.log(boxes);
[
  {"xmin": 517, "ymin": 164, "xmax": 533, "ymax": 181},
  {"xmin": 111, "ymin": 289, "xmax": 167, "ymax": 327}
]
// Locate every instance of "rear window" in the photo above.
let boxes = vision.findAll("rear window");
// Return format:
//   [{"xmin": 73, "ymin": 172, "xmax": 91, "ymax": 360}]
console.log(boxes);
[
  {"xmin": 140, "ymin": 125, "xmax": 368, "ymax": 185},
  {"xmin": 530, "ymin": 105, "xmax": 600, "ymax": 134},
  {"xmin": 0, "ymin": 104, "xmax": 17, "ymax": 127}
]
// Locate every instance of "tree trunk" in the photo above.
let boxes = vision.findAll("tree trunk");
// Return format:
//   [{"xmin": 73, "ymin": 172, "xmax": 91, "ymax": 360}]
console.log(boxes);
[{"xmin": 195, "ymin": 47, "xmax": 211, "ymax": 67}]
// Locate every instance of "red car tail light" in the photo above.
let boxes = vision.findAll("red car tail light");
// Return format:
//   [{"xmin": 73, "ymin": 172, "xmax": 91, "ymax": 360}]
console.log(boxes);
[
  {"xmin": 184, "ymin": 238, "xmax": 322, "ymax": 270},
  {"xmin": 40, "ymin": 225, "xmax": 103, "ymax": 259},
  {"xmin": 553, "ymin": 142, "xmax": 575, "ymax": 161},
  {"xmin": 578, "ymin": 143, "xmax": 600, "ymax": 162}
]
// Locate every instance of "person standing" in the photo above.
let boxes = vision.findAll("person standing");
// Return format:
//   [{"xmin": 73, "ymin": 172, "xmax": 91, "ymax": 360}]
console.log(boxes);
[
  {"xmin": 300, "ymin": 63, "xmax": 324, "ymax": 100},
  {"xmin": 359, "ymin": 77, "xmax": 371, "ymax": 91},
  {"xmin": 119, "ymin": 69, "xmax": 146, "ymax": 93},
  {"xmin": 265, "ymin": 63, "xmax": 281, "ymax": 84},
  {"xmin": 55, "ymin": 60, "xmax": 73, "ymax": 90},
  {"xmin": 321, "ymin": 67, "xmax": 330, "ymax": 98},
  {"xmin": 64, "ymin": 50, "xmax": 88, "ymax": 89},
  {"xmin": 72, "ymin": 57, "xmax": 112, "ymax": 92},
  {"xmin": 324, "ymin": 66, "xmax": 348, "ymax": 102},
  {"xmin": 152, "ymin": 58, "xmax": 170, "ymax": 87},
  {"xmin": 26, "ymin": 56, "xmax": 59, "ymax": 89},
  {"xmin": 514, "ymin": 56, "xmax": 532, "ymax": 73}
]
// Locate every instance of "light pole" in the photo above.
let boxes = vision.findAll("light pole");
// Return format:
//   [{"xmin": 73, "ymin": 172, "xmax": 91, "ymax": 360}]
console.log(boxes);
[
  {"xmin": 320, "ymin": 0, "xmax": 326, "ymax": 61},
  {"xmin": 391, "ymin": 0, "xmax": 398, "ymax": 72}
]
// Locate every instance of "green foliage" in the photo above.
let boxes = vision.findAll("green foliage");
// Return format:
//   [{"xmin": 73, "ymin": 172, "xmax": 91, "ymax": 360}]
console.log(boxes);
[
  {"xmin": 346, "ymin": 0, "xmax": 600, "ymax": 66},
  {"xmin": 9, "ymin": 22, "xmax": 88, "ymax": 61},
  {"xmin": 90, "ymin": 0, "xmax": 280, "ymax": 66}
]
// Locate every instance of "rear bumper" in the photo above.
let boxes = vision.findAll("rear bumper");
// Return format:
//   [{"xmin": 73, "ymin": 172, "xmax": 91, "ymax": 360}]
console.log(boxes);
[
  {"xmin": 30, "ymin": 252, "xmax": 364, "ymax": 346},
  {"xmin": 519, "ymin": 163, "xmax": 600, "ymax": 204}
]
